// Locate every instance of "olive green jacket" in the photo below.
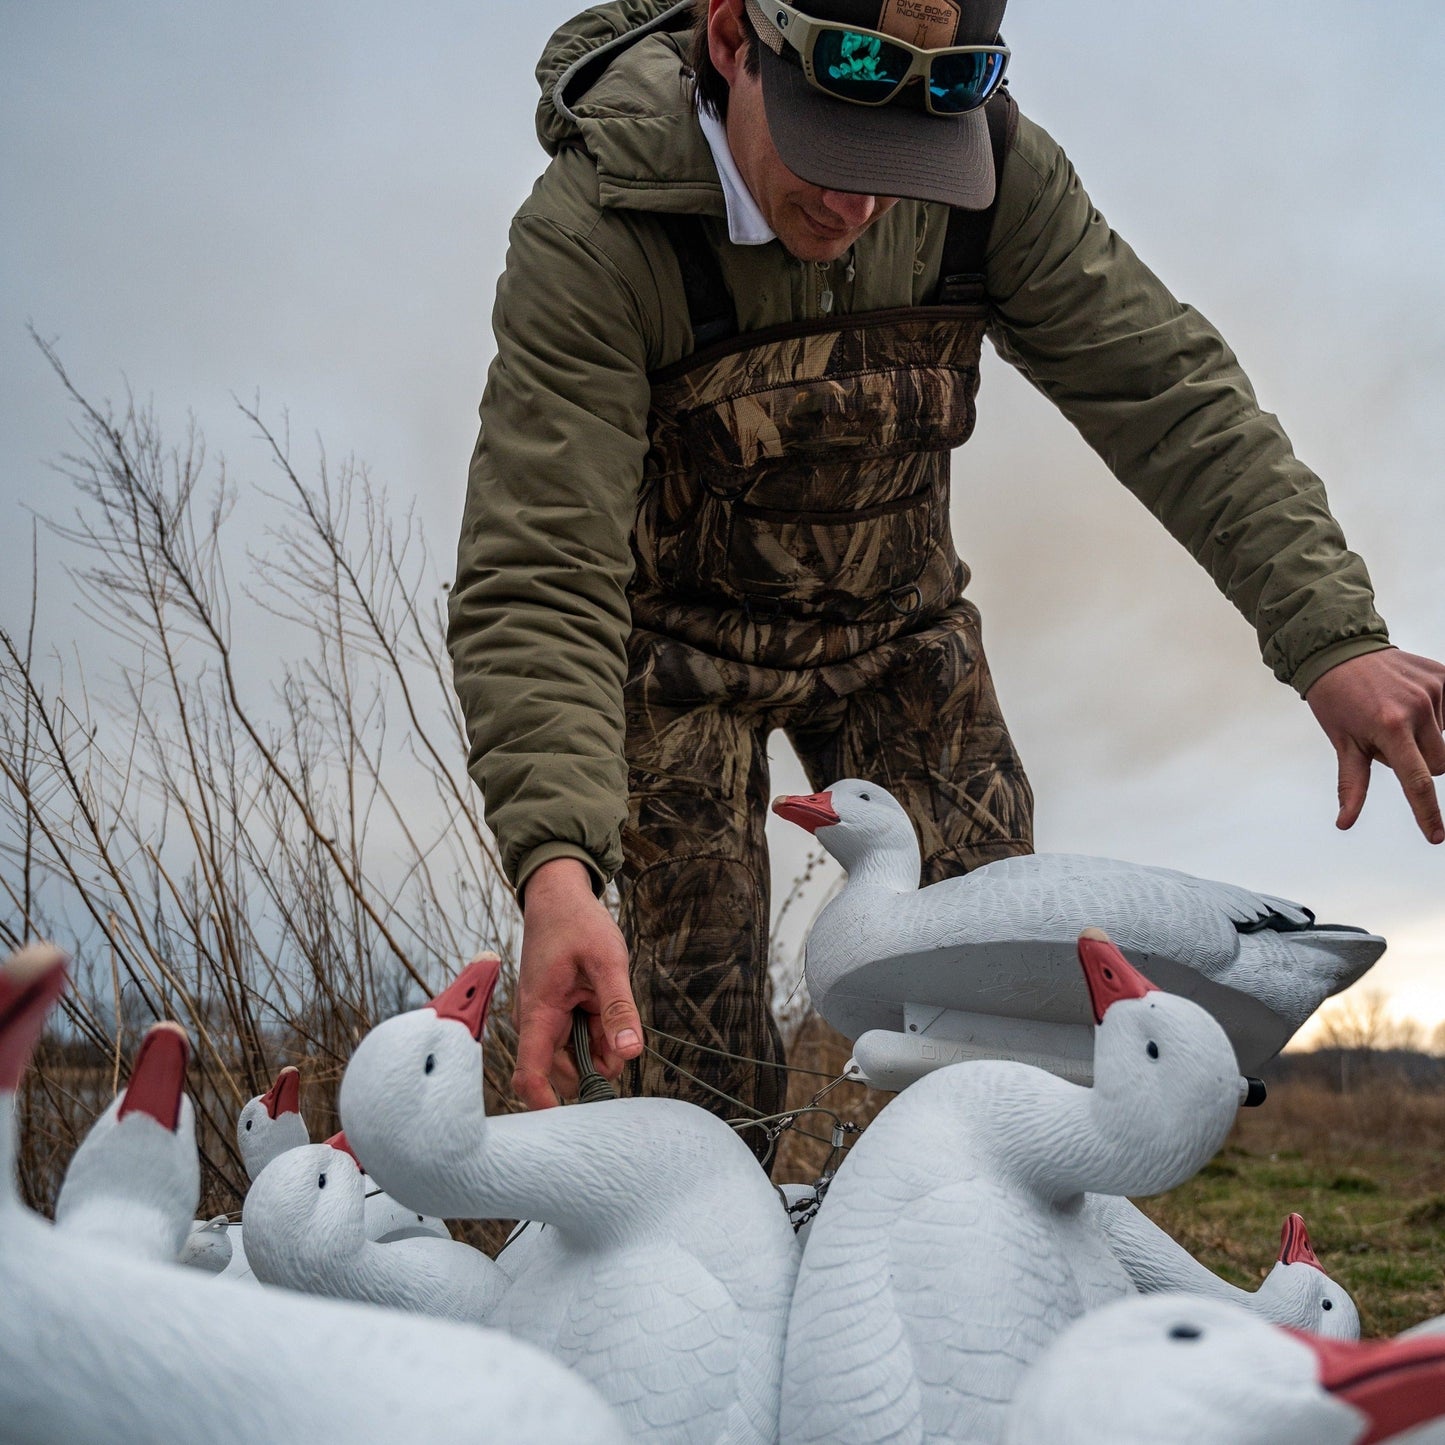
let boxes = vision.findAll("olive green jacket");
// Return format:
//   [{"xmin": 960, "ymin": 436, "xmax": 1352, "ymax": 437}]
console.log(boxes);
[{"xmin": 448, "ymin": 0, "xmax": 1388, "ymax": 894}]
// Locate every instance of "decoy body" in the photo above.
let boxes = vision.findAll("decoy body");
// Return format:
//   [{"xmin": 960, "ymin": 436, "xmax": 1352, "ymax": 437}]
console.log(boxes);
[
  {"xmin": 54, "ymin": 1021, "xmax": 199, "ymax": 1264},
  {"xmin": 781, "ymin": 932, "xmax": 1244, "ymax": 1445},
  {"xmin": 1002, "ymin": 1293, "xmax": 1445, "ymax": 1445},
  {"xmin": 243, "ymin": 1131, "xmax": 507, "ymax": 1324},
  {"xmin": 1083, "ymin": 1199, "xmax": 1360, "ymax": 1339},
  {"xmin": 340, "ymin": 955, "xmax": 799, "ymax": 1445},
  {"xmin": 0, "ymin": 945, "xmax": 628, "ymax": 1445},
  {"xmin": 773, "ymin": 780, "xmax": 1384, "ymax": 1086}
]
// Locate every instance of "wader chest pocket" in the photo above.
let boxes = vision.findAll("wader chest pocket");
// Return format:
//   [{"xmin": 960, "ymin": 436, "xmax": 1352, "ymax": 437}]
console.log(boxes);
[
  {"xmin": 725, "ymin": 487, "xmax": 937, "ymax": 606},
  {"xmin": 678, "ymin": 364, "xmax": 978, "ymax": 509}
]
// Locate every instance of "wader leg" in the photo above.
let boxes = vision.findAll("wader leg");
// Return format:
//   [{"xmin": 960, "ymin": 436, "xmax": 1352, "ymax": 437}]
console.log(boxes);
[
  {"xmin": 790, "ymin": 601, "xmax": 1035, "ymax": 883},
  {"xmin": 619, "ymin": 637, "xmax": 787, "ymax": 1163}
]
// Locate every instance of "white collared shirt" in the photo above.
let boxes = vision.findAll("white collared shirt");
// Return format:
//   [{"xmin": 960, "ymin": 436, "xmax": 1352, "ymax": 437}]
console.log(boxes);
[{"xmin": 696, "ymin": 99, "xmax": 776, "ymax": 246}]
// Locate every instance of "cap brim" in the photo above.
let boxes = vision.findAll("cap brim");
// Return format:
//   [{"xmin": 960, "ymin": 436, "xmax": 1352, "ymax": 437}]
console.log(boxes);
[{"xmin": 758, "ymin": 46, "xmax": 995, "ymax": 210}]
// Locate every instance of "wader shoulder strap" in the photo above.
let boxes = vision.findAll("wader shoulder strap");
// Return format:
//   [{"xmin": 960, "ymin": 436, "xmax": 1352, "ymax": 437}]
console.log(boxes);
[
  {"xmin": 659, "ymin": 212, "xmax": 738, "ymax": 350},
  {"xmin": 932, "ymin": 88, "xmax": 1018, "ymax": 304}
]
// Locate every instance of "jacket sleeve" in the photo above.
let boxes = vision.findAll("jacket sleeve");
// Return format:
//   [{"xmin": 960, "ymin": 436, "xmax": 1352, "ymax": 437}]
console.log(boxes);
[
  {"xmin": 447, "ymin": 159, "xmax": 658, "ymax": 893},
  {"xmin": 984, "ymin": 113, "xmax": 1390, "ymax": 695}
]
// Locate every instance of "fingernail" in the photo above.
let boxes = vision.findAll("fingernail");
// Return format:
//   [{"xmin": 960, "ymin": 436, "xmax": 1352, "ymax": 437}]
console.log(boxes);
[{"xmin": 617, "ymin": 1029, "xmax": 640, "ymax": 1050}]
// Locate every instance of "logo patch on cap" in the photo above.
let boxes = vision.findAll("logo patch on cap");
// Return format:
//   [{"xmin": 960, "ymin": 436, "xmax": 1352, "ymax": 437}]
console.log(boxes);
[{"xmin": 878, "ymin": 0, "xmax": 961, "ymax": 49}]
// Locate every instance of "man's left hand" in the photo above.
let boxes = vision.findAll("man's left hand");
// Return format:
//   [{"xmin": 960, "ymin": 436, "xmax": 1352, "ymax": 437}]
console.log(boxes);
[{"xmin": 1306, "ymin": 648, "xmax": 1445, "ymax": 844}]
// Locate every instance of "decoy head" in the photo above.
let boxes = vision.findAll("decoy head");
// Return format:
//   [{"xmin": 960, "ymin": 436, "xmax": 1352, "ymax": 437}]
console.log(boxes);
[
  {"xmin": 1079, "ymin": 930, "xmax": 1243, "ymax": 1197},
  {"xmin": 54, "ymin": 1019, "xmax": 200, "ymax": 1257},
  {"xmin": 0, "ymin": 943, "xmax": 68, "ymax": 1094},
  {"xmin": 1257, "ymin": 1214, "xmax": 1361, "ymax": 1342},
  {"xmin": 1004, "ymin": 1293, "xmax": 1442, "ymax": 1445},
  {"xmin": 237, "ymin": 1064, "xmax": 310, "ymax": 1180},
  {"xmin": 339, "ymin": 954, "xmax": 501, "ymax": 1212},
  {"xmin": 242, "ymin": 1139, "xmax": 369, "ymax": 1283},
  {"xmin": 772, "ymin": 778, "xmax": 921, "ymax": 886}
]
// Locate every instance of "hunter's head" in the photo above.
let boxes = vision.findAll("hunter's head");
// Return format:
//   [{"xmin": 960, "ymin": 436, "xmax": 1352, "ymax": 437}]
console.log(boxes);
[{"xmin": 691, "ymin": 0, "xmax": 1008, "ymax": 260}]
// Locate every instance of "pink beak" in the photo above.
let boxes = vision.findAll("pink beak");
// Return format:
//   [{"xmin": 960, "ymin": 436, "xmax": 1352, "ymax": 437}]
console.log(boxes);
[
  {"xmin": 1297, "ymin": 1329, "xmax": 1445, "ymax": 1443},
  {"xmin": 771, "ymin": 792, "xmax": 840, "ymax": 834},
  {"xmin": 117, "ymin": 1021, "xmax": 191, "ymax": 1132},
  {"xmin": 1077, "ymin": 928, "xmax": 1159, "ymax": 1025},
  {"xmin": 1278, "ymin": 1212, "xmax": 1325, "ymax": 1273},
  {"xmin": 0, "ymin": 945, "xmax": 69, "ymax": 1093},
  {"xmin": 428, "ymin": 954, "xmax": 502, "ymax": 1041},
  {"xmin": 260, "ymin": 1064, "xmax": 301, "ymax": 1120},
  {"xmin": 324, "ymin": 1130, "xmax": 364, "ymax": 1172}
]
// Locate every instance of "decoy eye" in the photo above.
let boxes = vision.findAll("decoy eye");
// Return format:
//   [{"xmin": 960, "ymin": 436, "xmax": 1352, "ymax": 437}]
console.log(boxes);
[
  {"xmin": 1322, "ymin": 1299, "xmax": 1334, "ymax": 1311},
  {"xmin": 318, "ymin": 1173, "xmax": 327, "ymax": 1189},
  {"xmin": 1168, "ymin": 1324, "xmax": 1202, "ymax": 1341},
  {"xmin": 424, "ymin": 1054, "xmax": 436, "ymax": 1075},
  {"xmin": 859, "ymin": 791, "xmax": 871, "ymax": 801},
  {"xmin": 244, "ymin": 1119, "xmax": 253, "ymax": 1131},
  {"xmin": 1146, "ymin": 1041, "xmax": 1160, "ymax": 1060}
]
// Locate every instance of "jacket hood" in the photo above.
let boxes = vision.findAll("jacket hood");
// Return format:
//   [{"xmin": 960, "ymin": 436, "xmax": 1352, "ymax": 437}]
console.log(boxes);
[{"xmin": 535, "ymin": 0, "xmax": 724, "ymax": 214}]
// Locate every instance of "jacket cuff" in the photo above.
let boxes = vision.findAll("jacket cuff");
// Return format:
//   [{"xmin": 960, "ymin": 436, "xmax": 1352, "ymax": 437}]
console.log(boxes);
[
  {"xmin": 1289, "ymin": 636, "xmax": 1394, "ymax": 698},
  {"xmin": 515, "ymin": 841, "xmax": 609, "ymax": 902}
]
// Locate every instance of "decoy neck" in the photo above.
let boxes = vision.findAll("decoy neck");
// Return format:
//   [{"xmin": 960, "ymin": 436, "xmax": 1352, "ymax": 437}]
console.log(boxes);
[{"xmin": 774, "ymin": 779, "xmax": 922, "ymax": 891}]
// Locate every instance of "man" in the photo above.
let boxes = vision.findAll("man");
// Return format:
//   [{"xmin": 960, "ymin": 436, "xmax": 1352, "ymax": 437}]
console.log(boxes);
[{"xmin": 448, "ymin": 0, "xmax": 1445, "ymax": 1143}]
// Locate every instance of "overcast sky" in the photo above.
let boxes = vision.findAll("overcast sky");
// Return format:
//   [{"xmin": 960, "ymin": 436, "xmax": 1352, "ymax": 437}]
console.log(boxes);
[{"xmin": 3, "ymin": 1, "xmax": 1442, "ymax": 1041}]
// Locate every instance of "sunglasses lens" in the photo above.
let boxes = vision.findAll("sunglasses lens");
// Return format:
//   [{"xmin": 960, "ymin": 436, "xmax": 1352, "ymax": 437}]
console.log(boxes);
[
  {"xmin": 811, "ymin": 29, "xmax": 911, "ymax": 103},
  {"xmin": 927, "ymin": 49, "xmax": 1006, "ymax": 114}
]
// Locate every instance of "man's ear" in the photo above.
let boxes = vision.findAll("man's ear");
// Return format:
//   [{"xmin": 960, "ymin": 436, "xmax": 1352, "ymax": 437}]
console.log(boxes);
[{"xmin": 708, "ymin": 0, "xmax": 749, "ymax": 85}]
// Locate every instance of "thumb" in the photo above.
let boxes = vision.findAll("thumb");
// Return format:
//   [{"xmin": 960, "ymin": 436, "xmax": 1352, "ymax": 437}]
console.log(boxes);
[
  {"xmin": 591, "ymin": 951, "xmax": 644, "ymax": 1060},
  {"xmin": 1335, "ymin": 738, "xmax": 1372, "ymax": 831}
]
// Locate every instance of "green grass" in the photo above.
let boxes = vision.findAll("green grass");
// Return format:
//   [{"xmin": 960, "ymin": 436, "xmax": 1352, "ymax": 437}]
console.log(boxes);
[{"xmin": 1138, "ymin": 1079, "xmax": 1445, "ymax": 1337}]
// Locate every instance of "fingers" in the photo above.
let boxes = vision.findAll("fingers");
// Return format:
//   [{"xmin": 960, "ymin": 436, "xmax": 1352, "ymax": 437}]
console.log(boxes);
[
  {"xmin": 1398, "ymin": 745, "xmax": 1445, "ymax": 844},
  {"xmin": 511, "ymin": 1000, "xmax": 569, "ymax": 1111},
  {"xmin": 1335, "ymin": 739, "xmax": 1371, "ymax": 832}
]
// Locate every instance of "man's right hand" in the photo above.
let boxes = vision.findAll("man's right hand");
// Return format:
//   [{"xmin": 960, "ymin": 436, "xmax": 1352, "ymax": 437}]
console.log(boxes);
[{"xmin": 512, "ymin": 857, "xmax": 644, "ymax": 1111}]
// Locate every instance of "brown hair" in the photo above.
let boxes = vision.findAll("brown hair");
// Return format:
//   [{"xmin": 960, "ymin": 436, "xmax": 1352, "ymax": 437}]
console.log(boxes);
[{"xmin": 690, "ymin": 0, "xmax": 762, "ymax": 119}]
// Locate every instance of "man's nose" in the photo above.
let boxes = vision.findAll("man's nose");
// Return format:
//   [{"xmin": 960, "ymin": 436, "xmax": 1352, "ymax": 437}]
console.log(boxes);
[{"xmin": 820, "ymin": 189, "xmax": 878, "ymax": 228}]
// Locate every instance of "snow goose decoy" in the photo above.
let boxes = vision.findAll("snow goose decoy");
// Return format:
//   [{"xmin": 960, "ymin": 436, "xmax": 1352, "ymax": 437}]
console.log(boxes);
[
  {"xmin": 243, "ymin": 1130, "xmax": 507, "ymax": 1324},
  {"xmin": 1003, "ymin": 1293, "xmax": 1445, "ymax": 1445},
  {"xmin": 236, "ymin": 1064, "xmax": 308, "ymax": 1179},
  {"xmin": 773, "ymin": 779, "xmax": 1384, "ymax": 1090},
  {"xmin": 1083, "ymin": 1199, "xmax": 1361, "ymax": 1339},
  {"xmin": 54, "ymin": 1020, "xmax": 199, "ymax": 1264},
  {"xmin": 781, "ymin": 930, "xmax": 1245, "ymax": 1445},
  {"xmin": 339, "ymin": 953, "xmax": 800, "ymax": 1445},
  {"xmin": 0, "ymin": 944, "xmax": 629, "ymax": 1445},
  {"xmin": 237, "ymin": 1062, "xmax": 449, "ymax": 1243}
]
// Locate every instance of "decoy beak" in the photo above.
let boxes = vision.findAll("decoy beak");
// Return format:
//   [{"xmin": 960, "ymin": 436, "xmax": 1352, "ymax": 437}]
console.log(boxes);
[
  {"xmin": 0, "ymin": 944, "xmax": 69, "ymax": 1092},
  {"xmin": 1279, "ymin": 1212, "xmax": 1325, "ymax": 1273},
  {"xmin": 428, "ymin": 954, "xmax": 501, "ymax": 1042},
  {"xmin": 324, "ymin": 1130, "xmax": 365, "ymax": 1172},
  {"xmin": 1077, "ymin": 929, "xmax": 1159, "ymax": 1024},
  {"xmin": 771, "ymin": 792, "xmax": 840, "ymax": 833},
  {"xmin": 1298, "ymin": 1329, "xmax": 1445, "ymax": 1443},
  {"xmin": 260, "ymin": 1064, "xmax": 301, "ymax": 1120},
  {"xmin": 117, "ymin": 1021, "xmax": 191, "ymax": 1132}
]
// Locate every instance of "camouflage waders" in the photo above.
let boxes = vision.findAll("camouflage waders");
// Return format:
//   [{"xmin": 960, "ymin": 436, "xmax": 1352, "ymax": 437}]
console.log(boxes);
[{"xmin": 621, "ymin": 290, "xmax": 1034, "ymax": 1156}]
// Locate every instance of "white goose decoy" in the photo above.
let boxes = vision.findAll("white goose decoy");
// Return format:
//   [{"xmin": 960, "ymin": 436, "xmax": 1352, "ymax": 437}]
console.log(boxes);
[
  {"xmin": 781, "ymin": 930, "xmax": 1245, "ymax": 1445},
  {"xmin": 185, "ymin": 1063, "xmax": 449, "ymax": 1280},
  {"xmin": 54, "ymin": 1021, "xmax": 199, "ymax": 1264},
  {"xmin": 237, "ymin": 1061, "xmax": 450, "ymax": 1243},
  {"xmin": 1083, "ymin": 1199, "xmax": 1361, "ymax": 1339},
  {"xmin": 773, "ymin": 780, "xmax": 1384, "ymax": 1089},
  {"xmin": 0, "ymin": 944, "xmax": 629, "ymax": 1445},
  {"xmin": 339, "ymin": 954, "xmax": 800, "ymax": 1445},
  {"xmin": 1002, "ymin": 1293, "xmax": 1445, "ymax": 1445},
  {"xmin": 236, "ymin": 1064, "xmax": 308, "ymax": 1179},
  {"xmin": 243, "ymin": 1130, "xmax": 507, "ymax": 1324}
]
